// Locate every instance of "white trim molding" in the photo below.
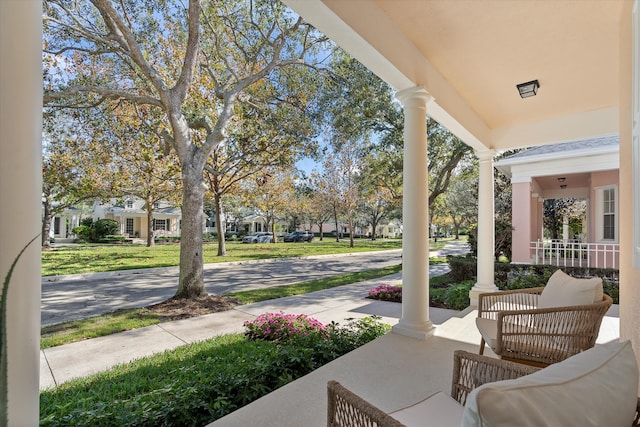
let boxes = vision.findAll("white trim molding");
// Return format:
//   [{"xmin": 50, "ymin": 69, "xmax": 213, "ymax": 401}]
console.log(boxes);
[
  {"xmin": 632, "ymin": 0, "xmax": 640, "ymax": 269},
  {"xmin": 595, "ymin": 185, "xmax": 619, "ymax": 244}
]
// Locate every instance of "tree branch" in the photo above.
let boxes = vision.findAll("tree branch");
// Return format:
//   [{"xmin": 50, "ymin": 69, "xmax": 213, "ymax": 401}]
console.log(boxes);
[
  {"xmin": 91, "ymin": 0, "xmax": 169, "ymax": 96},
  {"xmin": 44, "ymin": 86, "xmax": 163, "ymax": 107},
  {"xmin": 172, "ymin": 0, "xmax": 201, "ymax": 102}
]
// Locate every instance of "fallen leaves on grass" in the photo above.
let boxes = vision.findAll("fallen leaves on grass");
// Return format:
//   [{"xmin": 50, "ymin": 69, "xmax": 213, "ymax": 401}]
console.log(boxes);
[{"xmin": 145, "ymin": 295, "xmax": 239, "ymax": 321}]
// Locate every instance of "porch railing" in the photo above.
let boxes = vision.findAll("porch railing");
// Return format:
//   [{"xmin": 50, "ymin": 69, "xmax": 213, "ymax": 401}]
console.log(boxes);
[{"xmin": 531, "ymin": 239, "xmax": 619, "ymax": 269}]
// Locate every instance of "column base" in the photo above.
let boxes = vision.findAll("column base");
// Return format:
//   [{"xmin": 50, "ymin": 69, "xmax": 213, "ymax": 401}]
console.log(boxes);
[
  {"xmin": 392, "ymin": 320, "xmax": 435, "ymax": 340},
  {"xmin": 469, "ymin": 283, "xmax": 499, "ymax": 307}
]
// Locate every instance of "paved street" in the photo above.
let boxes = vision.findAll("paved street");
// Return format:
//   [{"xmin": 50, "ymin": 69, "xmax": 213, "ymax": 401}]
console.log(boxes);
[{"xmin": 41, "ymin": 241, "xmax": 469, "ymax": 326}]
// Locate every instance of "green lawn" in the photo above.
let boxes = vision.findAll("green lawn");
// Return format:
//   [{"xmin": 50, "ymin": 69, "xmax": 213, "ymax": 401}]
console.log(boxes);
[
  {"xmin": 42, "ymin": 238, "xmax": 407, "ymax": 276},
  {"xmin": 40, "ymin": 309, "xmax": 163, "ymax": 349}
]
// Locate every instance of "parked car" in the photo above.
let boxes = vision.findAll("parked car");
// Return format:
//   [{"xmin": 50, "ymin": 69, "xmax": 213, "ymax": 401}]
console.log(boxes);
[
  {"xmin": 257, "ymin": 233, "xmax": 273, "ymax": 243},
  {"xmin": 283, "ymin": 231, "xmax": 314, "ymax": 243},
  {"xmin": 242, "ymin": 232, "xmax": 272, "ymax": 243}
]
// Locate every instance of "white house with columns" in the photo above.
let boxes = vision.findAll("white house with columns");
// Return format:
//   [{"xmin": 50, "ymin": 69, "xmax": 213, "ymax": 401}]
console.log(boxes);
[
  {"xmin": 44, "ymin": 206, "xmax": 82, "ymax": 242},
  {"xmin": 1, "ymin": 0, "xmax": 639, "ymax": 424},
  {"xmin": 94, "ymin": 199, "xmax": 182, "ymax": 239}
]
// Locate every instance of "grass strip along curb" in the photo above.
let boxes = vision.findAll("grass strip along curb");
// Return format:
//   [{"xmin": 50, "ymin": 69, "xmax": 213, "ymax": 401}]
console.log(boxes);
[
  {"xmin": 41, "ymin": 263, "xmax": 403, "ymax": 349},
  {"xmin": 225, "ymin": 263, "xmax": 403, "ymax": 304}
]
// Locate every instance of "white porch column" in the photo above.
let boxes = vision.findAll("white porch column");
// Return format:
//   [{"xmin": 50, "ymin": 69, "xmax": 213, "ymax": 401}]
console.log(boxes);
[
  {"xmin": 0, "ymin": 1, "xmax": 43, "ymax": 425},
  {"xmin": 470, "ymin": 150, "xmax": 498, "ymax": 306},
  {"xmin": 393, "ymin": 87, "xmax": 434, "ymax": 340}
]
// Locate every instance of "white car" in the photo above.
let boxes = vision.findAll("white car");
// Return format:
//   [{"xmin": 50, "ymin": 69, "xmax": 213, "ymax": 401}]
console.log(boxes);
[{"xmin": 242, "ymin": 232, "xmax": 272, "ymax": 243}]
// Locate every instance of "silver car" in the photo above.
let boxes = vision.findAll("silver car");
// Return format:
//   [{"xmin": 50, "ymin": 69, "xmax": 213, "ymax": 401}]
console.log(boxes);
[{"xmin": 242, "ymin": 232, "xmax": 272, "ymax": 243}]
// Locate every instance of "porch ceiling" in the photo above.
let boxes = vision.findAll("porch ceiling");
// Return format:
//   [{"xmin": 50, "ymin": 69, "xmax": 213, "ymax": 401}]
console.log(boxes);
[
  {"xmin": 284, "ymin": 0, "xmax": 628, "ymax": 151},
  {"xmin": 534, "ymin": 173, "xmax": 591, "ymax": 194}
]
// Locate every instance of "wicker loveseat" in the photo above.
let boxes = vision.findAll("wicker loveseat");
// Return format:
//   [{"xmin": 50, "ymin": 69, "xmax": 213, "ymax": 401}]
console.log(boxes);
[
  {"xmin": 477, "ymin": 269, "xmax": 612, "ymax": 366},
  {"xmin": 328, "ymin": 341, "xmax": 640, "ymax": 427}
]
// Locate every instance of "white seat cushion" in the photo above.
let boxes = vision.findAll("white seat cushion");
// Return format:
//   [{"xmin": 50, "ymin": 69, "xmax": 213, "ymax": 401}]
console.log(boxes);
[
  {"xmin": 538, "ymin": 269, "xmax": 603, "ymax": 308},
  {"xmin": 475, "ymin": 317, "xmax": 498, "ymax": 349},
  {"xmin": 476, "ymin": 316, "xmax": 540, "ymax": 351},
  {"xmin": 462, "ymin": 340, "xmax": 639, "ymax": 427},
  {"xmin": 389, "ymin": 391, "xmax": 463, "ymax": 427}
]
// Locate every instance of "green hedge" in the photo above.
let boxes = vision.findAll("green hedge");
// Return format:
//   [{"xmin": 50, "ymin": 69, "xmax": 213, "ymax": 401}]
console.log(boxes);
[{"xmin": 447, "ymin": 256, "xmax": 620, "ymax": 304}]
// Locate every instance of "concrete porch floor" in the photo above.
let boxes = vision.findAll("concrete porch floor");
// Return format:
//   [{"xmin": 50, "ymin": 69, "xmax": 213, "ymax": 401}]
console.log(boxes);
[{"xmin": 208, "ymin": 305, "xmax": 620, "ymax": 427}]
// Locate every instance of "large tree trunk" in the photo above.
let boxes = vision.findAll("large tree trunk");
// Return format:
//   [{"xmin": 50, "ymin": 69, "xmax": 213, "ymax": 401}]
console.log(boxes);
[
  {"xmin": 174, "ymin": 167, "xmax": 207, "ymax": 298},
  {"xmin": 145, "ymin": 194, "xmax": 155, "ymax": 248},
  {"xmin": 333, "ymin": 204, "xmax": 340, "ymax": 242},
  {"xmin": 42, "ymin": 199, "xmax": 53, "ymax": 247},
  {"xmin": 453, "ymin": 219, "xmax": 461, "ymax": 240},
  {"xmin": 214, "ymin": 192, "xmax": 226, "ymax": 256},
  {"xmin": 371, "ymin": 212, "xmax": 379, "ymax": 241},
  {"xmin": 348, "ymin": 216, "xmax": 354, "ymax": 248},
  {"xmin": 271, "ymin": 221, "xmax": 277, "ymax": 243},
  {"xmin": 318, "ymin": 223, "xmax": 324, "ymax": 241}
]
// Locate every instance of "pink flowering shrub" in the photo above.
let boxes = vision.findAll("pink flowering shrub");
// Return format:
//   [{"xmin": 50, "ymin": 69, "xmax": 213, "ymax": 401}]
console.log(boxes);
[
  {"xmin": 367, "ymin": 284, "xmax": 402, "ymax": 302},
  {"xmin": 244, "ymin": 311, "xmax": 327, "ymax": 342}
]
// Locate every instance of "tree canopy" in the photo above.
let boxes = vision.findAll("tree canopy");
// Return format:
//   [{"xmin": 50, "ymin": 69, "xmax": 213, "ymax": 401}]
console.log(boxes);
[
  {"xmin": 43, "ymin": 0, "xmax": 331, "ymax": 298},
  {"xmin": 315, "ymin": 51, "xmax": 475, "ymax": 208}
]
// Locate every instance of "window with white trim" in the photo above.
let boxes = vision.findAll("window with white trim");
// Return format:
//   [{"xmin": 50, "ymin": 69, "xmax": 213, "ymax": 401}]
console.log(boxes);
[
  {"xmin": 596, "ymin": 186, "xmax": 618, "ymax": 242},
  {"xmin": 126, "ymin": 218, "xmax": 134, "ymax": 236},
  {"xmin": 153, "ymin": 219, "xmax": 167, "ymax": 231},
  {"xmin": 603, "ymin": 188, "xmax": 615, "ymax": 240},
  {"xmin": 125, "ymin": 200, "xmax": 134, "ymax": 209}
]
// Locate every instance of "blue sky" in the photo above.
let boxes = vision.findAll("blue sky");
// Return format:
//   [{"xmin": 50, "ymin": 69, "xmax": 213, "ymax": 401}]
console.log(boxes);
[{"xmin": 295, "ymin": 156, "xmax": 318, "ymax": 176}]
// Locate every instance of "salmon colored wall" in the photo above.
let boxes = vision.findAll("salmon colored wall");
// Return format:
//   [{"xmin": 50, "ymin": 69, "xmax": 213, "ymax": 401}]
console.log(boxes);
[
  {"xmin": 511, "ymin": 182, "xmax": 532, "ymax": 263},
  {"xmin": 588, "ymin": 170, "xmax": 620, "ymax": 243}
]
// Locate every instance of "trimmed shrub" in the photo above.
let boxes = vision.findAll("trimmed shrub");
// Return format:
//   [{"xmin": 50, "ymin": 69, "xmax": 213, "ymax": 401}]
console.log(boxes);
[
  {"xmin": 244, "ymin": 312, "xmax": 327, "ymax": 342},
  {"xmin": 367, "ymin": 284, "xmax": 402, "ymax": 302},
  {"xmin": 98, "ymin": 235, "xmax": 132, "ymax": 244},
  {"xmin": 94, "ymin": 219, "xmax": 119, "ymax": 238},
  {"xmin": 447, "ymin": 257, "xmax": 620, "ymax": 304},
  {"xmin": 71, "ymin": 225, "xmax": 92, "ymax": 242},
  {"xmin": 442, "ymin": 281, "xmax": 474, "ymax": 310},
  {"xmin": 72, "ymin": 218, "xmax": 121, "ymax": 243},
  {"xmin": 447, "ymin": 256, "xmax": 477, "ymax": 282}
]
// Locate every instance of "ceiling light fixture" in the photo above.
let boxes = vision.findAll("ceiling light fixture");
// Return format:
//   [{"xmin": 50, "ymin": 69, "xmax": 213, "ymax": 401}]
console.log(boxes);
[{"xmin": 517, "ymin": 79, "xmax": 540, "ymax": 98}]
